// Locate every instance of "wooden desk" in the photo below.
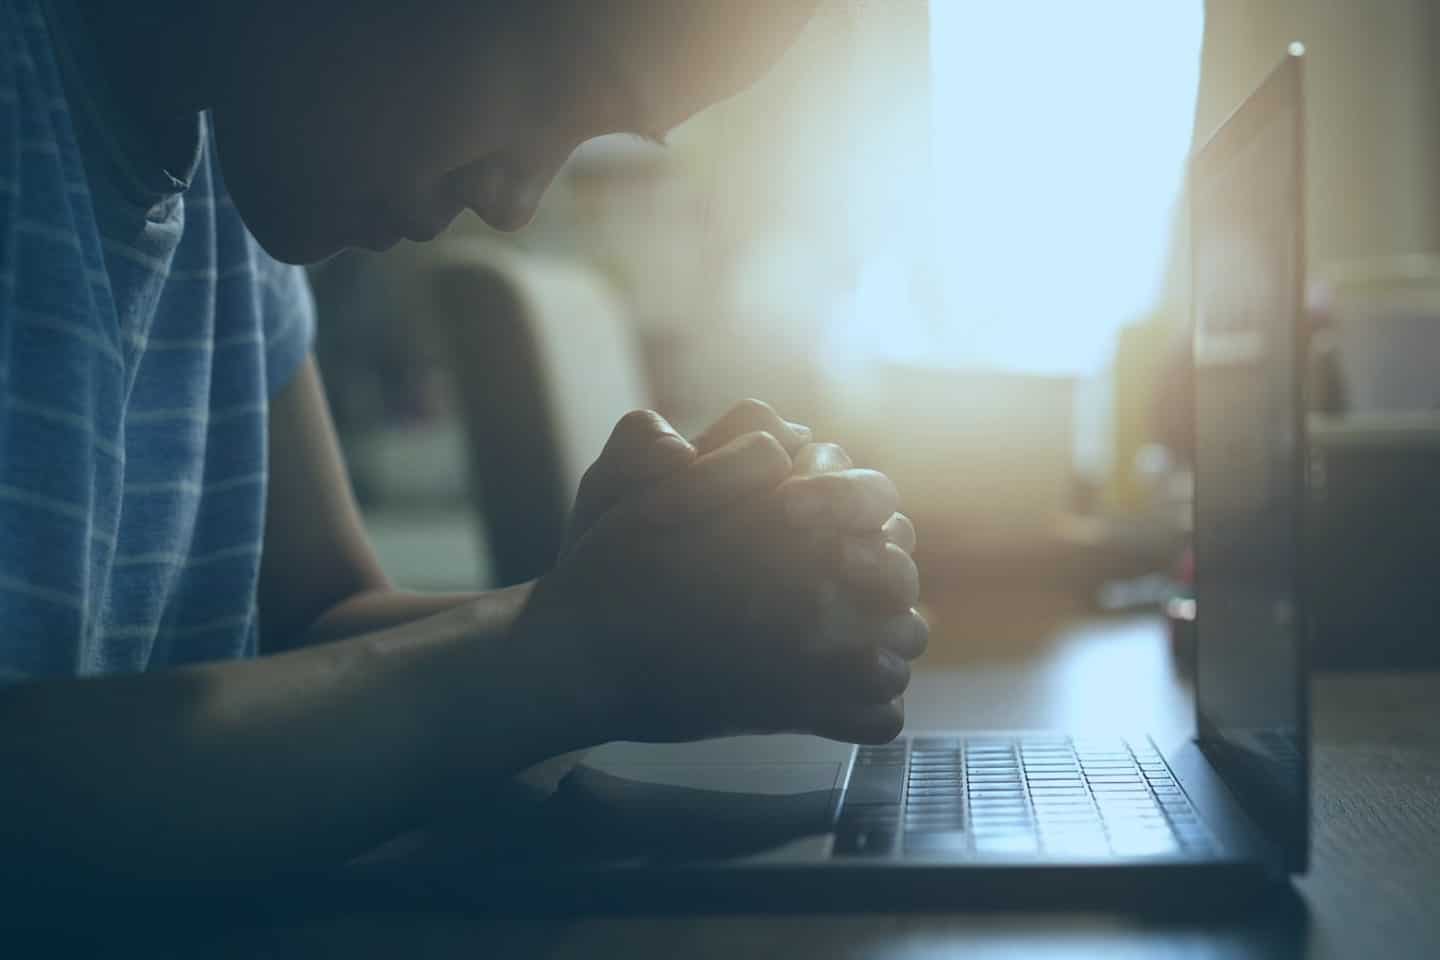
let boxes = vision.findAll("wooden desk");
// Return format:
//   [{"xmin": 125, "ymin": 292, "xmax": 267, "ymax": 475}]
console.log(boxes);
[{"xmin": 214, "ymin": 594, "xmax": 1440, "ymax": 959}]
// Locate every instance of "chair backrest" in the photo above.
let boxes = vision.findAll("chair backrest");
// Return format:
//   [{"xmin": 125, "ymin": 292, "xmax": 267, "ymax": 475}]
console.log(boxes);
[{"xmin": 428, "ymin": 244, "xmax": 649, "ymax": 586}]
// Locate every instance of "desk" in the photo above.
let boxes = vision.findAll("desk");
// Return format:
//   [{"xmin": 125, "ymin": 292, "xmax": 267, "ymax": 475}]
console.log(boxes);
[{"xmin": 216, "ymin": 592, "xmax": 1440, "ymax": 959}]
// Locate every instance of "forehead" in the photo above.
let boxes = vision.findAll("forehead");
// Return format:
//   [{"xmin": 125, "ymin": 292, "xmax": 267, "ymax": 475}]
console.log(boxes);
[{"xmin": 596, "ymin": 0, "xmax": 821, "ymax": 124}]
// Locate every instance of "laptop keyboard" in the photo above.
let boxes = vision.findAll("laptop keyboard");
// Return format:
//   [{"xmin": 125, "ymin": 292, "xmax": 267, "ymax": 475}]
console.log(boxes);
[{"xmin": 833, "ymin": 736, "xmax": 1214, "ymax": 859}]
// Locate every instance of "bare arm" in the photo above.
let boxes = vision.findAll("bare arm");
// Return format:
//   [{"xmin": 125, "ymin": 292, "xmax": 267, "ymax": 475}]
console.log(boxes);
[
  {"xmin": 0, "ymin": 370, "xmax": 920, "ymax": 893},
  {"xmin": 0, "ymin": 585, "xmax": 595, "ymax": 891},
  {"xmin": 0, "ymin": 361, "xmax": 585, "ymax": 890},
  {"xmin": 256, "ymin": 358, "xmax": 486, "ymax": 650}
]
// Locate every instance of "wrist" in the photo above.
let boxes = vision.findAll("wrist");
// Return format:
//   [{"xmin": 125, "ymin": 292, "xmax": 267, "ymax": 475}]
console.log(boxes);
[
  {"xmin": 353, "ymin": 584, "xmax": 606, "ymax": 807},
  {"xmin": 507, "ymin": 575, "xmax": 627, "ymax": 749}
]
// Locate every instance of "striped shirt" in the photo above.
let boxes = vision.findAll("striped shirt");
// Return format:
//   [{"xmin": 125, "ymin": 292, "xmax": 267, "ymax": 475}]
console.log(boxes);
[{"xmin": 0, "ymin": 0, "xmax": 314, "ymax": 681}]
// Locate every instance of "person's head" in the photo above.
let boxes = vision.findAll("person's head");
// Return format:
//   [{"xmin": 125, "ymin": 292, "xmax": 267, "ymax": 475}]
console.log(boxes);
[{"xmin": 201, "ymin": 0, "xmax": 819, "ymax": 263}]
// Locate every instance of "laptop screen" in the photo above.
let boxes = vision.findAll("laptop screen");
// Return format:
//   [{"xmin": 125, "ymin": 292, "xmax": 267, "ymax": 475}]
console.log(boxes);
[{"xmin": 1190, "ymin": 50, "xmax": 1309, "ymax": 871}]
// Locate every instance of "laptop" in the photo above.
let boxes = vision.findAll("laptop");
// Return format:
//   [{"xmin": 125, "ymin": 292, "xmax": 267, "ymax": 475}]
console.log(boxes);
[{"xmin": 395, "ymin": 48, "xmax": 1312, "ymax": 911}]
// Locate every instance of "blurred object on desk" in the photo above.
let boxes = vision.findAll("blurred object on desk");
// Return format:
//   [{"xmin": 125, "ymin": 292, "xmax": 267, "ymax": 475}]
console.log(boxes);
[
  {"xmin": 1108, "ymin": 317, "xmax": 1176, "ymax": 512},
  {"xmin": 1307, "ymin": 413, "xmax": 1440, "ymax": 669},
  {"xmin": 827, "ymin": 362, "xmax": 1076, "ymax": 552},
  {"xmin": 1302, "ymin": 257, "xmax": 1440, "ymax": 667},
  {"xmin": 1311, "ymin": 255, "xmax": 1440, "ymax": 415}
]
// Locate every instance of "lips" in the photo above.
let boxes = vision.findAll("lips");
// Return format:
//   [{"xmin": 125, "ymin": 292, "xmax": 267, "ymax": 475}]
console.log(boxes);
[
  {"xmin": 457, "ymin": 163, "xmax": 506, "ymax": 217},
  {"xmin": 450, "ymin": 161, "xmax": 541, "ymax": 233},
  {"xmin": 375, "ymin": 160, "xmax": 539, "ymax": 247},
  {"xmin": 392, "ymin": 183, "xmax": 467, "ymax": 242}
]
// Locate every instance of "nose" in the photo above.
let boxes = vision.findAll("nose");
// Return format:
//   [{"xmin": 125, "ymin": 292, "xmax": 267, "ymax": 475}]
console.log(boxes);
[
  {"xmin": 466, "ymin": 156, "xmax": 569, "ymax": 233},
  {"xmin": 484, "ymin": 175, "xmax": 549, "ymax": 231}
]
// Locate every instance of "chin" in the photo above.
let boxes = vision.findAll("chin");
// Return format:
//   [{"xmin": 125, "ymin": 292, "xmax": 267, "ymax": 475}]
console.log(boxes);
[
  {"xmin": 239, "ymin": 209, "xmax": 357, "ymax": 266},
  {"xmin": 481, "ymin": 207, "xmax": 538, "ymax": 234}
]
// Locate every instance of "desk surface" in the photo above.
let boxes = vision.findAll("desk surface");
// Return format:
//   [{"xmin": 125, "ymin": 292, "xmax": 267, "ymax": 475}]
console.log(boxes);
[{"xmin": 216, "ymin": 590, "xmax": 1440, "ymax": 960}]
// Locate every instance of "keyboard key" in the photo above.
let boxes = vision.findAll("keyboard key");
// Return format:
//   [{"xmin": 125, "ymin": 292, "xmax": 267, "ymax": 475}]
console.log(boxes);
[
  {"xmin": 906, "ymin": 807, "xmax": 966, "ymax": 819},
  {"xmin": 838, "ymin": 813, "xmax": 900, "ymax": 832},
  {"xmin": 1109, "ymin": 834, "xmax": 1180, "ymax": 857},
  {"xmin": 906, "ymin": 818, "xmax": 968, "ymax": 833},
  {"xmin": 906, "ymin": 806, "xmax": 966, "ymax": 818},
  {"xmin": 1034, "ymin": 810, "xmax": 1098, "ymax": 822},
  {"xmin": 832, "ymin": 734, "xmax": 1205, "ymax": 862},
  {"xmin": 846, "ymin": 762, "xmax": 905, "ymax": 806},
  {"xmin": 906, "ymin": 786, "xmax": 966, "ymax": 798},
  {"xmin": 975, "ymin": 834, "xmax": 1040, "ymax": 856},
  {"xmin": 904, "ymin": 832, "xmax": 970, "ymax": 855},
  {"xmin": 906, "ymin": 794, "xmax": 965, "ymax": 806},
  {"xmin": 969, "ymin": 805, "xmax": 1029, "ymax": 818}
]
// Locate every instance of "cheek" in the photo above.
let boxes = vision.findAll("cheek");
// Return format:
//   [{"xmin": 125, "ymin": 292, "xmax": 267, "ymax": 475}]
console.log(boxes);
[{"xmin": 211, "ymin": 106, "xmax": 363, "ymax": 264}]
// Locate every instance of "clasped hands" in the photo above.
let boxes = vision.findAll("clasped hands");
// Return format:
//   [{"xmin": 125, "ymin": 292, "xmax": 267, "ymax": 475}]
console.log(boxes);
[{"xmin": 524, "ymin": 400, "xmax": 926, "ymax": 746}]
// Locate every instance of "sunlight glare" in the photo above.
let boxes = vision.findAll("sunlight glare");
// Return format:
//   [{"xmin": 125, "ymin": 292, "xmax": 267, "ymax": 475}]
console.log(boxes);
[{"xmin": 836, "ymin": 1, "xmax": 1203, "ymax": 376}]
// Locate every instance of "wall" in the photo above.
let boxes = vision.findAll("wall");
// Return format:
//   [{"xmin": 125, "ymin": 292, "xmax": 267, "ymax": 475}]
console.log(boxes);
[{"xmin": 1194, "ymin": 0, "xmax": 1440, "ymax": 270}]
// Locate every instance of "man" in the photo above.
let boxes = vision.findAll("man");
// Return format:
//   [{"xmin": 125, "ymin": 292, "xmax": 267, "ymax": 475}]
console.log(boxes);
[{"xmin": 0, "ymin": 0, "xmax": 925, "ymax": 889}]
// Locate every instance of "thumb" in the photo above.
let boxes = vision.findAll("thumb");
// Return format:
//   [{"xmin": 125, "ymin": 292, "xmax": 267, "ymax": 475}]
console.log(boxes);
[{"xmin": 569, "ymin": 410, "xmax": 696, "ymax": 544}]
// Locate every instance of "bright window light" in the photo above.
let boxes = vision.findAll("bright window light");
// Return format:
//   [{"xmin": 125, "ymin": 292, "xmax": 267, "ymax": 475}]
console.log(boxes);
[{"xmin": 924, "ymin": 1, "xmax": 1202, "ymax": 374}]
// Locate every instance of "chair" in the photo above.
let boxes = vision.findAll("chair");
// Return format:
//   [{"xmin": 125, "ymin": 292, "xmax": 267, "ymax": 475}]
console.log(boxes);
[{"xmin": 426, "ymin": 242, "xmax": 650, "ymax": 586}]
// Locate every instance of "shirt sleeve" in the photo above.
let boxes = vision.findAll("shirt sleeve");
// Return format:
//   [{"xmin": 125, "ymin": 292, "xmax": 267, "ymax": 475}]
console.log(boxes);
[{"xmin": 256, "ymin": 253, "xmax": 317, "ymax": 397}]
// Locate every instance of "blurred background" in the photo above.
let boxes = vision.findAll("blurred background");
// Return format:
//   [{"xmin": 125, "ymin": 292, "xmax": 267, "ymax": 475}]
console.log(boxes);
[{"xmin": 306, "ymin": 0, "xmax": 1440, "ymax": 681}]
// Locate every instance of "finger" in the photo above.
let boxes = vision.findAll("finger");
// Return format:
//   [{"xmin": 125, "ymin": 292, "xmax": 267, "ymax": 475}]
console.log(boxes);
[
  {"xmin": 694, "ymin": 399, "xmax": 811, "ymax": 456},
  {"xmin": 836, "ymin": 538, "xmax": 920, "ymax": 612},
  {"xmin": 571, "ymin": 410, "xmax": 696, "ymax": 537},
  {"xmin": 816, "ymin": 698, "xmax": 906, "ymax": 746},
  {"xmin": 882, "ymin": 512, "xmax": 917, "ymax": 555},
  {"xmin": 600, "ymin": 409, "xmax": 694, "ymax": 476},
  {"xmin": 780, "ymin": 469, "xmax": 899, "ymax": 532},
  {"xmin": 811, "ymin": 581, "xmax": 928, "ymax": 660},
  {"xmin": 792, "ymin": 441, "xmax": 852, "ymax": 476},
  {"xmin": 876, "ymin": 608, "xmax": 930, "ymax": 661},
  {"xmin": 631, "ymin": 431, "xmax": 791, "ymax": 525},
  {"xmin": 811, "ymin": 642, "xmax": 912, "ymax": 707}
]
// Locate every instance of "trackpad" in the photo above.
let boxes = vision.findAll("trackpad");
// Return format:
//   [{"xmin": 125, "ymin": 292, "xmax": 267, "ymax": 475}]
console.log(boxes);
[
  {"xmin": 594, "ymin": 761, "xmax": 844, "ymax": 795},
  {"xmin": 552, "ymin": 761, "xmax": 843, "ymax": 863}
]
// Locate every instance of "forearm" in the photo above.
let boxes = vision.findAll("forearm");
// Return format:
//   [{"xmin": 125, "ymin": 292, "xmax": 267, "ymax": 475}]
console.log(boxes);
[
  {"xmin": 0, "ymin": 591, "xmax": 596, "ymax": 889},
  {"xmin": 297, "ymin": 582, "xmax": 529, "ymax": 647}
]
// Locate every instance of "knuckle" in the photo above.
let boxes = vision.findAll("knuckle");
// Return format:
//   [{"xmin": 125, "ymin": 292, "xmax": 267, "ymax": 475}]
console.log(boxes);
[
  {"xmin": 886, "ymin": 511, "xmax": 915, "ymax": 538},
  {"xmin": 614, "ymin": 408, "xmax": 663, "ymax": 442},
  {"xmin": 826, "ymin": 470, "xmax": 895, "ymax": 528},
  {"xmin": 877, "ymin": 664, "xmax": 910, "ymax": 701},
  {"xmin": 872, "ymin": 472, "xmax": 900, "ymax": 513},
  {"xmin": 878, "ymin": 701, "xmax": 905, "ymax": 738},
  {"xmin": 801, "ymin": 442, "xmax": 851, "ymax": 473},
  {"xmin": 734, "ymin": 398, "xmax": 778, "ymax": 422},
  {"xmin": 578, "ymin": 459, "xmax": 604, "ymax": 491},
  {"xmin": 910, "ymin": 610, "xmax": 931, "ymax": 656},
  {"xmin": 852, "ymin": 702, "xmax": 905, "ymax": 745},
  {"xmin": 742, "ymin": 430, "xmax": 793, "ymax": 478},
  {"xmin": 886, "ymin": 544, "xmax": 921, "ymax": 604}
]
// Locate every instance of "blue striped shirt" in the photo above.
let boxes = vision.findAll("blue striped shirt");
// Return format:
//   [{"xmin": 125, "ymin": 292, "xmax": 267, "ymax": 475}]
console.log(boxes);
[{"xmin": 0, "ymin": 0, "xmax": 314, "ymax": 681}]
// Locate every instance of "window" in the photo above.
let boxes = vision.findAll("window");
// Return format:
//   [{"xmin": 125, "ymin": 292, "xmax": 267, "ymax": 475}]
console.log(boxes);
[{"xmin": 833, "ymin": 1, "xmax": 1203, "ymax": 376}]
